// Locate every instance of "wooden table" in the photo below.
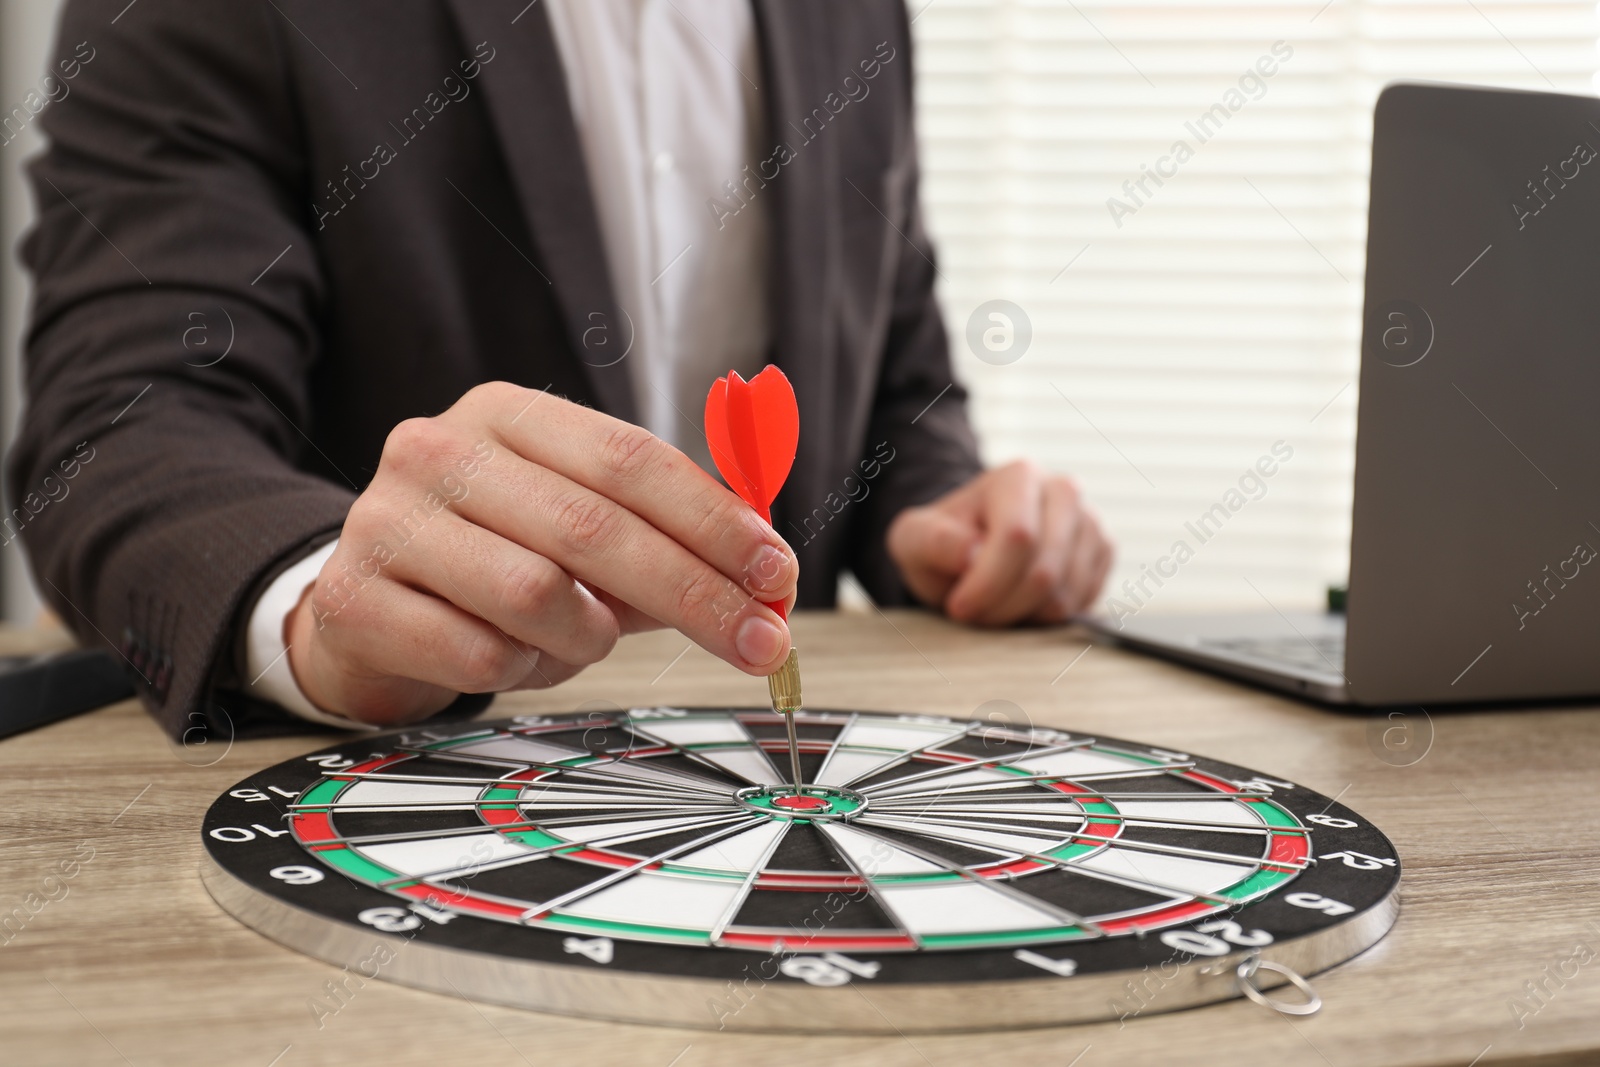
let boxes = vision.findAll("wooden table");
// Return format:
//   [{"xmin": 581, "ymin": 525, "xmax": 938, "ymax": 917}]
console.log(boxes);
[{"xmin": 3, "ymin": 610, "xmax": 1598, "ymax": 1067}]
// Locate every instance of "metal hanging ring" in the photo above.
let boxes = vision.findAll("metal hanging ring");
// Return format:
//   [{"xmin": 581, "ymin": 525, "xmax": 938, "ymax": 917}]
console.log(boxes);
[{"xmin": 1235, "ymin": 958, "xmax": 1323, "ymax": 1016}]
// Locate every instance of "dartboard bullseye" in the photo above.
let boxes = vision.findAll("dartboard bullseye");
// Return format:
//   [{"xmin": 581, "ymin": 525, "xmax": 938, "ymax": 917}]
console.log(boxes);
[{"xmin": 200, "ymin": 709, "xmax": 1400, "ymax": 1031}]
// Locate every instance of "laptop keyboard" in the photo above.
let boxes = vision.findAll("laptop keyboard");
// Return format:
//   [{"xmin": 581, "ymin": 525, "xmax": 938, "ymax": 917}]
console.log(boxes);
[{"xmin": 1198, "ymin": 634, "xmax": 1345, "ymax": 675}]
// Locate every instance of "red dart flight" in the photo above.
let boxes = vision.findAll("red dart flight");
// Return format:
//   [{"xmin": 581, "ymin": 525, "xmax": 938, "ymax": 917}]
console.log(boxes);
[{"xmin": 704, "ymin": 365, "xmax": 799, "ymax": 617}]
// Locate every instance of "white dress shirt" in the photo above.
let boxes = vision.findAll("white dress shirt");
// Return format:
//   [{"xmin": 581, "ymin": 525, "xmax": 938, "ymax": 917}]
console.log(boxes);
[{"xmin": 246, "ymin": 0, "xmax": 770, "ymax": 723}]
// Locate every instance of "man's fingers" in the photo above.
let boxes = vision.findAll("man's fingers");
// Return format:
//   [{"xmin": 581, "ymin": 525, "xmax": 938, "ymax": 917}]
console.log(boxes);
[
  {"xmin": 886, "ymin": 507, "xmax": 976, "ymax": 607},
  {"xmin": 945, "ymin": 461, "xmax": 1044, "ymax": 624},
  {"xmin": 990, "ymin": 476, "xmax": 1078, "ymax": 625},
  {"xmin": 376, "ymin": 512, "xmax": 621, "ymax": 669},
  {"xmin": 306, "ymin": 575, "xmax": 546, "ymax": 715},
  {"xmin": 453, "ymin": 458, "xmax": 791, "ymax": 674},
  {"xmin": 1070, "ymin": 514, "xmax": 1114, "ymax": 615},
  {"xmin": 473, "ymin": 385, "xmax": 798, "ymax": 603},
  {"xmin": 891, "ymin": 506, "xmax": 978, "ymax": 574}
]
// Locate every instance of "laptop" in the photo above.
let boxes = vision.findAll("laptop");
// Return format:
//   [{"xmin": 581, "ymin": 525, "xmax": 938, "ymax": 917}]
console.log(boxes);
[{"xmin": 1084, "ymin": 82, "xmax": 1600, "ymax": 706}]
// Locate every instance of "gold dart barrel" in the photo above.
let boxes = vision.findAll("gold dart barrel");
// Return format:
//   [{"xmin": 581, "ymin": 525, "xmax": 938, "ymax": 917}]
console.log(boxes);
[{"xmin": 766, "ymin": 647, "xmax": 802, "ymax": 713}]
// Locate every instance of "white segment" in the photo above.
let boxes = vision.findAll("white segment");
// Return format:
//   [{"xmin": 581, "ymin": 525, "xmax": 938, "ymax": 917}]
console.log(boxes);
[
  {"xmin": 871, "ymin": 768, "xmax": 1010, "ymax": 797},
  {"xmin": 631, "ymin": 718, "xmax": 750, "ymax": 747},
  {"xmin": 516, "ymin": 784, "xmax": 696, "ymax": 807},
  {"xmin": 695, "ymin": 748, "xmax": 782, "ymax": 786},
  {"xmin": 887, "ymin": 799, "xmax": 1084, "ymax": 817},
  {"xmin": 831, "ymin": 719, "xmax": 969, "ymax": 755},
  {"xmin": 814, "ymin": 750, "xmax": 905, "ymax": 787},
  {"xmin": 1113, "ymin": 800, "xmax": 1263, "ymax": 828},
  {"xmin": 556, "ymin": 871, "xmax": 743, "ymax": 930},
  {"xmin": 1014, "ymin": 749, "xmax": 1158, "ymax": 777},
  {"xmin": 595, "ymin": 761, "xmax": 729, "ymax": 791},
  {"xmin": 818, "ymin": 822, "xmax": 943, "ymax": 876},
  {"xmin": 673, "ymin": 820, "xmax": 788, "ymax": 873},
  {"xmin": 354, "ymin": 831, "xmax": 533, "ymax": 877},
  {"xmin": 866, "ymin": 816, "xmax": 1064, "ymax": 857},
  {"xmin": 336, "ymin": 780, "xmax": 485, "ymax": 808},
  {"xmin": 877, "ymin": 880, "xmax": 1064, "ymax": 935},
  {"xmin": 1075, "ymin": 847, "xmax": 1256, "ymax": 897},
  {"xmin": 446, "ymin": 736, "xmax": 587, "ymax": 765}
]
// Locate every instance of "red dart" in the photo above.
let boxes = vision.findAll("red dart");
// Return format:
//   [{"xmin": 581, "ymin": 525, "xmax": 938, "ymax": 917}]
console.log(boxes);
[
  {"xmin": 704, "ymin": 366, "xmax": 799, "ymax": 618},
  {"xmin": 706, "ymin": 365, "xmax": 806, "ymax": 793}
]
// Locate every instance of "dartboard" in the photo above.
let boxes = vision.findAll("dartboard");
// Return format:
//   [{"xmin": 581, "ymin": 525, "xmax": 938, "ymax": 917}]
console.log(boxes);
[{"xmin": 201, "ymin": 709, "xmax": 1400, "ymax": 1031}]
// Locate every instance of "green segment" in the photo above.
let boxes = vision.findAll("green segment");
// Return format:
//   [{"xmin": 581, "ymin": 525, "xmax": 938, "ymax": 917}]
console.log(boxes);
[
  {"xmin": 922, "ymin": 926, "xmax": 1091, "ymax": 949},
  {"xmin": 299, "ymin": 779, "xmax": 345, "ymax": 807},
  {"xmin": 536, "ymin": 913, "xmax": 709, "ymax": 944},
  {"xmin": 319, "ymin": 845, "xmax": 405, "ymax": 884},
  {"xmin": 741, "ymin": 788, "xmax": 864, "ymax": 817},
  {"xmin": 1248, "ymin": 799, "xmax": 1301, "ymax": 829}
]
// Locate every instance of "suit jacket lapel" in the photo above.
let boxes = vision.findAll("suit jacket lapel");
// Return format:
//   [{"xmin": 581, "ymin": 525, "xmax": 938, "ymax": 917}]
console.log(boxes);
[
  {"xmin": 752, "ymin": 0, "xmax": 837, "ymax": 532},
  {"xmin": 444, "ymin": 0, "xmax": 637, "ymax": 423}
]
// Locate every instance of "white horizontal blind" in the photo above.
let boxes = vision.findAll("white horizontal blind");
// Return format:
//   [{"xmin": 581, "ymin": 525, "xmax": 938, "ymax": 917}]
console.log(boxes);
[{"xmin": 910, "ymin": 0, "xmax": 1600, "ymax": 614}]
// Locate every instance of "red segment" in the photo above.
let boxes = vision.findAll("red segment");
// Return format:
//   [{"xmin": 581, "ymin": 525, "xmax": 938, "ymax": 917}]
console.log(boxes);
[
  {"xmin": 773, "ymin": 795, "xmax": 830, "ymax": 812},
  {"xmin": 291, "ymin": 811, "xmax": 336, "ymax": 843},
  {"xmin": 338, "ymin": 755, "xmax": 398, "ymax": 777},
  {"xmin": 719, "ymin": 932, "xmax": 916, "ymax": 952},
  {"xmin": 755, "ymin": 874, "xmax": 865, "ymax": 890},
  {"xmin": 1269, "ymin": 832, "xmax": 1310, "ymax": 865},
  {"xmin": 394, "ymin": 882, "xmax": 526, "ymax": 919},
  {"xmin": 1181, "ymin": 770, "xmax": 1240, "ymax": 793},
  {"xmin": 1097, "ymin": 899, "xmax": 1216, "ymax": 935}
]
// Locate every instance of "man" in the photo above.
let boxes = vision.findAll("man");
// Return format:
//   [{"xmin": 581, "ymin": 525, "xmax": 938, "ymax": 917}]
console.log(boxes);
[{"xmin": 9, "ymin": 0, "xmax": 1111, "ymax": 738}]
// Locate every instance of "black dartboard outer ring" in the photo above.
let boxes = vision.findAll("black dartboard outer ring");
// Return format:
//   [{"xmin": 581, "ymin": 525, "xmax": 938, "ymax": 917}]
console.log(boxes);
[{"xmin": 200, "ymin": 709, "xmax": 1400, "ymax": 1032}]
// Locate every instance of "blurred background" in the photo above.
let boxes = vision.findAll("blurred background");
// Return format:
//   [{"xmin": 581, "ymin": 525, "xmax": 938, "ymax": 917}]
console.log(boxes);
[{"xmin": 2, "ymin": 0, "xmax": 1598, "ymax": 625}]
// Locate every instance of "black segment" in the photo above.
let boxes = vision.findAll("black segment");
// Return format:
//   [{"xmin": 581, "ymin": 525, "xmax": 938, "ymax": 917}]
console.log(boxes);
[
  {"xmin": 939, "ymin": 734, "xmax": 1059, "ymax": 760},
  {"xmin": 329, "ymin": 808, "xmax": 490, "ymax": 839},
  {"xmin": 1115, "ymin": 825, "xmax": 1266, "ymax": 860},
  {"xmin": 742, "ymin": 720, "xmax": 843, "ymax": 742},
  {"xmin": 445, "ymin": 854, "xmax": 612, "ymax": 903},
  {"xmin": 766, "ymin": 822, "xmax": 855, "ymax": 874},
  {"xmin": 605, "ymin": 821, "xmax": 750, "ymax": 859},
  {"xmin": 1005, "ymin": 866, "xmax": 1180, "ymax": 918},
  {"xmin": 850, "ymin": 822, "xmax": 1005, "ymax": 868},
  {"xmin": 732, "ymin": 887, "xmax": 898, "ymax": 933}
]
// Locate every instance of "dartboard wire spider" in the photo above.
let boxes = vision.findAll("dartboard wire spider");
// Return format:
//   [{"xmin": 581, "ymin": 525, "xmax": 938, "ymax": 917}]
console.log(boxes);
[
  {"xmin": 366, "ymin": 811, "xmax": 761, "ymax": 890},
  {"xmin": 623, "ymin": 720, "xmax": 787, "ymax": 789},
  {"xmin": 843, "ymin": 818, "xmax": 1258, "ymax": 910},
  {"xmin": 868, "ymin": 805, "xmax": 1310, "ymax": 838},
  {"xmin": 516, "ymin": 815, "xmax": 772, "ymax": 921},
  {"xmin": 808, "ymin": 711, "xmax": 861, "ymax": 785},
  {"xmin": 854, "ymin": 812, "xmax": 1311, "ymax": 872},
  {"xmin": 824, "ymin": 820, "xmax": 1109, "ymax": 937},
  {"xmin": 837, "ymin": 736, "xmax": 1098, "ymax": 793},
  {"xmin": 861, "ymin": 762, "xmax": 1200, "ymax": 802},
  {"xmin": 312, "ymin": 768, "xmax": 718, "ymax": 801},
  {"xmin": 279, "ymin": 805, "xmax": 742, "ymax": 848},
  {"xmin": 391, "ymin": 741, "xmax": 735, "ymax": 797},
  {"xmin": 707, "ymin": 820, "xmax": 796, "ymax": 944}
]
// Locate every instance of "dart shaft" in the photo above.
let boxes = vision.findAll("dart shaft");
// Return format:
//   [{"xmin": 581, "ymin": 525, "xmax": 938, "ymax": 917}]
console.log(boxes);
[
  {"xmin": 783, "ymin": 711, "xmax": 803, "ymax": 791},
  {"xmin": 766, "ymin": 647, "xmax": 803, "ymax": 791}
]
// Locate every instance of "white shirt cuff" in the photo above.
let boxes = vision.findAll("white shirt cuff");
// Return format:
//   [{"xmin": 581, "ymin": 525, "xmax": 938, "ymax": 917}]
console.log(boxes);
[{"xmin": 245, "ymin": 538, "xmax": 378, "ymax": 731}]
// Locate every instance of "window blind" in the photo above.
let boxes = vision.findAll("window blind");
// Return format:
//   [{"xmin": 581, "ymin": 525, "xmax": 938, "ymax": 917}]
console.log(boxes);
[{"xmin": 909, "ymin": 0, "xmax": 1600, "ymax": 613}]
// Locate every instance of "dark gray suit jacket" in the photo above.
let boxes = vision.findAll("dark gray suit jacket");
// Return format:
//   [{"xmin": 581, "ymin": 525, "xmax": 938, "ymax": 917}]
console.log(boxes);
[{"xmin": 8, "ymin": 0, "xmax": 982, "ymax": 738}]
